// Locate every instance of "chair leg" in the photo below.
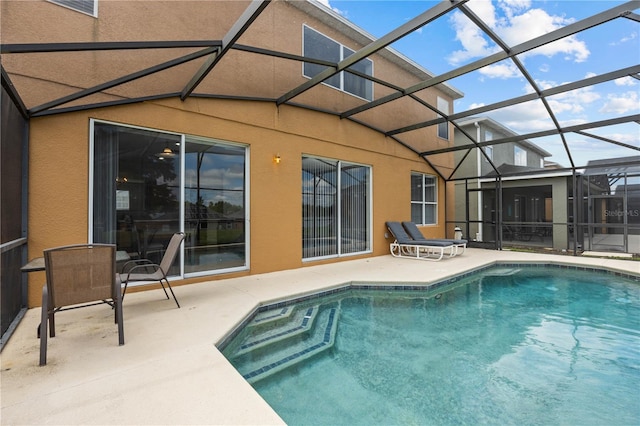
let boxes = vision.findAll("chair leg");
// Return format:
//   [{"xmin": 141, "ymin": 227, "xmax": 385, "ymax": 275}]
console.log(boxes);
[
  {"xmin": 121, "ymin": 280, "xmax": 128, "ymax": 300},
  {"xmin": 158, "ymin": 280, "xmax": 170, "ymax": 300},
  {"xmin": 163, "ymin": 279, "xmax": 180, "ymax": 308},
  {"xmin": 39, "ymin": 287, "xmax": 49, "ymax": 366},
  {"xmin": 116, "ymin": 300, "xmax": 125, "ymax": 346}
]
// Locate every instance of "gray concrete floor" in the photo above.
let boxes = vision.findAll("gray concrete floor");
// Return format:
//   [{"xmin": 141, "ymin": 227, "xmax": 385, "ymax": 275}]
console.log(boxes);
[{"xmin": 1, "ymin": 249, "xmax": 638, "ymax": 425}]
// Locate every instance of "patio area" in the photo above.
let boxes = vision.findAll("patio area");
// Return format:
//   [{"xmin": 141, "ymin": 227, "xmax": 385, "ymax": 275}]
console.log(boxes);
[{"xmin": 1, "ymin": 249, "xmax": 638, "ymax": 425}]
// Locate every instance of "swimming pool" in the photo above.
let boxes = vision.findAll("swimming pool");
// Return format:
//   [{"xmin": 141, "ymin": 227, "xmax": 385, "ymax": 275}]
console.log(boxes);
[{"xmin": 220, "ymin": 265, "xmax": 640, "ymax": 425}]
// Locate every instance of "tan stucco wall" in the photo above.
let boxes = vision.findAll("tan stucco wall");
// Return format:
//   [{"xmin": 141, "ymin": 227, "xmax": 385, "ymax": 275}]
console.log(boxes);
[{"xmin": 25, "ymin": 98, "xmax": 449, "ymax": 307}]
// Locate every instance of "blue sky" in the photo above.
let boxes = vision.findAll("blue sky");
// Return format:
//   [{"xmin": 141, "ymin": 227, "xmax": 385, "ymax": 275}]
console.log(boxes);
[{"xmin": 316, "ymin": 0, "xmax": 639, "ymax": 168}]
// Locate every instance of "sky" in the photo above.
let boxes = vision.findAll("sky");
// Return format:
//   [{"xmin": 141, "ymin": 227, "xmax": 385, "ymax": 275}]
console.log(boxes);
[{"xmin": 314, "ymin": 0, "xmax": 640, "ymax": 169}]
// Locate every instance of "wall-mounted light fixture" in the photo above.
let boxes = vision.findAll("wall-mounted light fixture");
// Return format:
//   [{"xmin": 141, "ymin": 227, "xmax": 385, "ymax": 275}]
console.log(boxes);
[{"xmin": 274, "ymin": 154, "xmax": 281, "ymax": 164}]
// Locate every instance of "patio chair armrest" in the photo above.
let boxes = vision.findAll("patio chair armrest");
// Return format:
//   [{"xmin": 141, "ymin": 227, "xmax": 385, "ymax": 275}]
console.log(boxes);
[
  {"xmin": 122, "ymin": 263, "xmax": 167, "ymax": 282},
  {"xmin": 120, "ymin": 259, "xmax": 154, "ymax": 274}
]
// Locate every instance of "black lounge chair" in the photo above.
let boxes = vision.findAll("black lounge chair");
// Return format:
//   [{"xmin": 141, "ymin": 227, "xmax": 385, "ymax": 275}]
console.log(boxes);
[
  {"xmin": 386, "ymin": 222, "xmax": 455, "ymax": 261},
  {"xmin": 402, "ymin": 221, "xmax": 467, "ymax": 255}
]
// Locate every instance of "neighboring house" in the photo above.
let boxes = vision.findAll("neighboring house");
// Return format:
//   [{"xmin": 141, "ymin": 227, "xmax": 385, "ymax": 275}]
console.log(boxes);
[
  {"xmin": 452, "ymin": 117, "xmax": 639, "ymax": 254},
  {"xmin": 452, "ymin": 117, "xmax": 558, "ymax": 245},
  {"xmin": 454, "ymin": 116, "xmax": 551, "ymax": 178},
  {"xmin": 1, "ymin": 0, "xmax": 462, "ymax": 314}
]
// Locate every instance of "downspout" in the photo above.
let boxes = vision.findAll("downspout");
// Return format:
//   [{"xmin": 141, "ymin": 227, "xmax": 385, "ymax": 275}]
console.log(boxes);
[{"xmin": 475, "ymin": 121, "xmax": 483, "ymax": 242}]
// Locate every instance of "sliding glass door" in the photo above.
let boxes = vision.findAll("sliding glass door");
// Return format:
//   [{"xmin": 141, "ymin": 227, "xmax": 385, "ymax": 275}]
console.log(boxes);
[
  {"xmin": 302, "ymin": 156, "xmax": 370, "ymax": 259},
  {"xmin": 92, "ymin": 121, "xmax": 247, "ymax": 277}
]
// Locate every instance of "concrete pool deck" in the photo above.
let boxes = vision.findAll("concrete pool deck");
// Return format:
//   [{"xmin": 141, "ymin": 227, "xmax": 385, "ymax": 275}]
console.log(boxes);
[{"xmin": 1, "ymin": 249, "xmax": 638, "ymax": 425}]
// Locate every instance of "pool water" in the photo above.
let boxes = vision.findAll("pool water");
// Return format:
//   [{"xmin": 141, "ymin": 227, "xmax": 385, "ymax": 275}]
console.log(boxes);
[{"xmin": 221, "ymin": 266, "xmax": 640, "ymax": 425}]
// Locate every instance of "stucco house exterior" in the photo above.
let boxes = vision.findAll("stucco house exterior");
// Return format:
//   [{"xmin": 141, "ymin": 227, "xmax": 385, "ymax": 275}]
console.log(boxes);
[{"xmin": 1, "ymin": 0, "xmax": 463, "ymax": 328}]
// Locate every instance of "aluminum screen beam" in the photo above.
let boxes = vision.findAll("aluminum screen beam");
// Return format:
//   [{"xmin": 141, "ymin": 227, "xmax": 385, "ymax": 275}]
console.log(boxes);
[
  {"xmin": 388, "ymin": 64, "xmax": 640, "ymax": 136},
  {"xmin": 1, "ymin": 40, "xmax": 222, "ymax": 54},
  {"xmin": 421, "ymin": 114, "xmax": 640, "ymax": 156},
  {"xmin": 29, "ymin": 46, "xmax": 220, "ymax": 115},
  {"xmin": 180, "ymin": 0, "xmax": 271, "ymax": 100},
  {"xmin": 342, "ymin": 1, "xmax": 636, "ymax": 119}
]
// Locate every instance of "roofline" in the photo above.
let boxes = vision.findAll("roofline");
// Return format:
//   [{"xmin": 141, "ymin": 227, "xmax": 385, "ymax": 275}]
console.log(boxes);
[{"xmin": 290, "ymin": 0, "xmax": 464, "ymax": 99}]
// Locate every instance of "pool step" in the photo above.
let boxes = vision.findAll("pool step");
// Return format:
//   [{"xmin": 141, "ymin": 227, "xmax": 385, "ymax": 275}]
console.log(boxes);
[
  {"xmin": 234, "ymin": 307, "xmax": 339, "ymax": 384},
  {"xmin": 484, "ymin": 268, "xmax": 521, "ymax": 276},
  {"xmin": 236, "ymin": 306, "xmax": 320, "ymax": 356},
  {"xmin": 248, "ymin": 306, "xmax": 296, "ymax": 328}
]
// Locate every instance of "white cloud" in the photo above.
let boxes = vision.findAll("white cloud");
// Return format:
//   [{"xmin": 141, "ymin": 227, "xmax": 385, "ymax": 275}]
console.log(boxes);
[
  {"xmin": 599, "ymin": 91, "xmax": 640, "ymax": 114},
  {"xmin": 610, "ymin": 31, "xmax": 637, "ymax": 46},
  {"xmin": 614, "ymin": 77, "xmax": 638, "ymax": 87},
  {"xmin": 447, "ymin": 0, "xmax": 589, "ymax": 68},
  {"xmin": 487, "ymin": 99, "xmax": 555, "ymax": 133},
  {"xmin": 479, "ymin": 61, "xmax": 521, "ymax": 79},
  {"xmin": 525, "ymin": 79, "xmax": 600, "ymax": 115},
  {"xmin": 604, "ymin": 132, "xmax": 640, "ymax": 146},
  {"xmin": 314, "ymin": 0, "xmax": 346, "ymax": 17},
  {"xmin": 548, "ymin": 86, "xmax": 601, "ymax": 113},
  {"xmin": 447, "ymin": 1, "xmax": 500, "ymax": 65}
]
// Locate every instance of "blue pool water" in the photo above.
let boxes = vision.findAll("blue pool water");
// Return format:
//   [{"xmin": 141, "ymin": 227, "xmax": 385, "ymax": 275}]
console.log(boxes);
[{"xmin": 221, "ymin": 266, "xmax": 640, "ymax": 425}]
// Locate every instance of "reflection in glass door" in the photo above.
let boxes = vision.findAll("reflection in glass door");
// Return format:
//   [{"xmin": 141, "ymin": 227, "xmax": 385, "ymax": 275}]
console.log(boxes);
[
  {"xmin": 93, "ymin": 122, "xmax": 181, "ymax": 274},
  {"xmin": 184, "ymin": 140, "xmax": 246, "ymax": 273}
]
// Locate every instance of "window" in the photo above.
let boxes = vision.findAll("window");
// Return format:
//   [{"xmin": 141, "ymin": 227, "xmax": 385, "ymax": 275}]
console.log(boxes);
[
  {"xmin": 302, "ymin": 156, "xmax": 371, "ymax": 259},
  {"xmin": 91, "ymin": 121, "xmax": 248, "ymax": 278},
  {"xmin": 411, "ymin": 173, "xmax": 437, "ymax": 225},
  {"xmin": 49, "ymin": 0, "xmax": 97, "ymax": 16},
  {"xmin": 437, "ymin": 97, "xmax": 449, "ymax": 139},
  {"xmin": 484, "ymin": 130, "xmax": 493, "ymax": 161},
  {"xmin": 485, "ymin": 145, "xmax": 493, "ymax": 161},
  {"xmin": 303, "ymin": 25, "xmax": 373, "ymax": 101},
  {"xmin": 514, "ymin": 145, "xmax": 527, "ymax": 166}
]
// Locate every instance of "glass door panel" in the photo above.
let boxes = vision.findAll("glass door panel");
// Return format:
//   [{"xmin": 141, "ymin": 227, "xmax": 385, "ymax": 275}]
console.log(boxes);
[
  {"xmin": 184, "ymin": 141, "xmax": 246, "ymax": 273},
  {"xmin": 302, "ymin": 157, "xmax": 338, "ymax": 258},
  {"xmin": 340, "ymin": 163, "xmax": 369, "ymax": 254},
  {"xmin": 93, "ymin": 123, "xmax": 181, "ymax": 274}
]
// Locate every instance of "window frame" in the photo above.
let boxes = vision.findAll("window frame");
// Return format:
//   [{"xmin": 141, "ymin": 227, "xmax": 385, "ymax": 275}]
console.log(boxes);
[
  {"xmin": 514, "ymin": 145, "xmax": 527, "ymax": 166},
  {"xmin": 302, "ymin": 155, "xmax": 372, "ymax": 261},
  {"xmin": 88, "ymin": 119, "xmax": 250, "ymax": 280},
  {"xmin": 436, "ymin": 97, "xmax": 449, "ymax": 140},
  {"xmin": 302, "ymin": 25, "xmax": 374, "ymax": 101},
  {"xmin": 48, "ymin": 0, "xmax": 98, "ymax": 17},
  {"xmin": 411, "ymin": 172, "xmax": 438, "ymax": 226},
  {"xmin": 485, "ymin": 145, "xmax": 493, "ymax": 161}
]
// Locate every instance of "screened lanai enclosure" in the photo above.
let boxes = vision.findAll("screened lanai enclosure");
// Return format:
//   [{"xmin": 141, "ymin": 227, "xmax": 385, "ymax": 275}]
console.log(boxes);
[{"xmin": 1, "ymin": 0, "xmax": 639, "ymax": 340}]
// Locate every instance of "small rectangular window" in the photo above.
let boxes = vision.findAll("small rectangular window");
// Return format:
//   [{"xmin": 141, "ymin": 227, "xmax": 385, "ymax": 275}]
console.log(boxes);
[
  {"xmin": 303, "ymin": 25, "xmax": 373, "ymax": 101},
  {"xmin": 411, "ymin": 172, "xmax": 437, "ymax": 225},
  {"xmin": 437, "ymin": 97, "xmax": 449, "ymax": 140},
  {"xmin": 485, "ymin": 145, "xmax": 493, "ymax": 161},
  {"xmin": 514, "ymin": 146, "xmax": 527, "ymax": 166},
  {"xmin": 49, "ymin": 0, "xmax": 97, "ymax": 16}
]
